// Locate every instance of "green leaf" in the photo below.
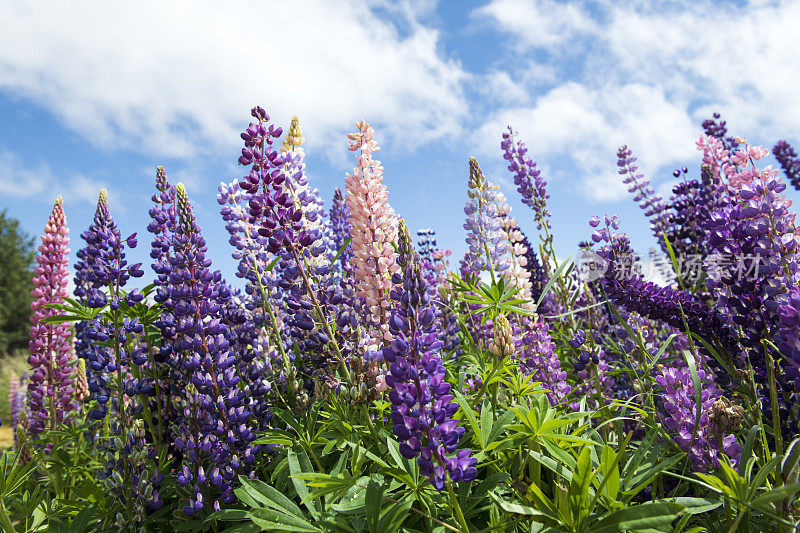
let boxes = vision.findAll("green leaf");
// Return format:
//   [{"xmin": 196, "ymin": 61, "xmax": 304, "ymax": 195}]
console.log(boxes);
[
  {"xmin": 378, "ymin": 500, "xmax": 412, "ymax": 532},
  {"xmin": 782, "ymin": 437, "xmax": 800, "ymax": 482},
  {"xmin": 331, "ymin": 238, "xmax": 352, "ymax": 266},
  {"xmin": 569, "ymin": 447, "xmax": 594, "ymax": 527},
  {"xmin": 288, "ymin": 445, "xmax": 322, "ymax": 518},
  {"xmin": 537, "ymin": 255, "xmax": 573, "ymax": 308},
  {"xmin": 480, "ymin": 401, "xmax": 493, "ymax": 450},
  {"xmin": 654, "ymin": 497, "xmax": 722, "ymax": 515},
  {"xmin": 624, "ymin": 454, "xmax": 684, "ymax": 498},
  {"xmin": 591, "ymin": 502, "xmax": 686, "ymax": 533},
  {"xmin": 238, "ymin": 476, "xmax": 305, "ymax": 517},
  {"xmin": 599, "ymin": 446, "xmax": 620, "ymax": 504},
  {"xmin": 751, "ymin": 483, "xmax": 800, "ymax": 508},
  {"xmin": 488, "ymin": 491, "xmax": 560, "ymax": 527},
  {"xmin": 365, "ymin": 481, "xmax": 381, "ymax": 532}
]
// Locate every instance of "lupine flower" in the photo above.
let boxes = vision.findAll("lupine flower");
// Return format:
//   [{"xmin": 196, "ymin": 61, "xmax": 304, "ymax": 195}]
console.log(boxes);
[
  {"xmin": 27, "ymin": 196, "xmax": 75, "ymax": 436},
  {"xmin": 517, "ymin": 318, "xmax": 570, "ymax": 405},
  {"xmin": 8, "ymin": 372, "xmax": 27, "ymax": 446},
  {"xmin": 589, "ymin": 215, "xmax": 722, "ymax": 339},
  {"xmin": 74, "ymin": 358, "xmax": 89, "ymax": 402},
  {"xmin": 701, "ymin": 112, "xmax": 740, "ymax": 153},
  {"xmin": 497, "ymin": 210, "xmax": 534, "ymax": 309},
  {"xmin": 165, "ymin": 183, "xmax": 261, "ymax": 513},
  {"xmin": 73, "ymin": 190, "xmax": 145, "ymax": 421},
  {"xmin": 463, "ymin": 158, "xmax": 509, "ymax": 276},
  {"xmin": 345, "ymin": 120, "xmax": 399, "ymax": 345},
  {"xmin": 617, "ymin": 145, "xmax": 670, "ymax": 251},
  {"xmin": 488, "ymin": 314, "xmax": 515, "ymax": 358},
  {"xmin": 701, "ymin": 139, "xmax": 800, "ymax": 402},
  {"xmin": 280, "ymin": 116, "xmax": 331, "ymax": 269},
  {"xmin": 569, "ymin": 345, "xmax": 613, "ymax": 411},
  {"xmin": 383, "ymin": 222, "xmax": 477, "ymax": 490},
  {"xmin": 330, "ymin": 187, "xmax": 352, "ymax": 268},
  {"xmin": 501, "ymin": 126, "xmax": 550, "ymax": 230},
  {"xmin": 417, "ymin": 228, "xmax": 437, "ymax": 263},
  {"xmin": 662, "ymin": 165, "xmax": 723, "ymax": 275},
  {"xmin": 656, "ymin": 364, "xmax": 741, "ymax": 469},
  {"xmin": 773, "ymin": 140, "xmax": 800, "ymax": 192}
]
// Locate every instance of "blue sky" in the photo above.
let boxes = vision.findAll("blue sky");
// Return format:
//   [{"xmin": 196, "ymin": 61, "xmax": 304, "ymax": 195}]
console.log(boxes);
[{"xmin": 1, "ymin": 0, "xmax": 799, "ymax": 285}]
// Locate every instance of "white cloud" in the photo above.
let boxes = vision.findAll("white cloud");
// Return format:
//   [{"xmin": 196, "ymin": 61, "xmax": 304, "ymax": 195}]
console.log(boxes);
[
  {"xmin": 476, "ymin": 82, "xmax": 697, "ymax": 201},
  {"xmin": 0, "ymin": 149, "xmax": 107, "ymax": 206},
  {"xmin": 0, "ymin": 0, "xmax": 466, "ymax": 161},
  {"xmin": 478, "ymin": 70, "xmax": 531, "ymax": 106},
  {"xmin": 474, "ymin": 0, "xmax": 595, "ymax": 48},
  {"xmin": 475, "ymin": 0, "xmax": 800, "ymax": 200}
]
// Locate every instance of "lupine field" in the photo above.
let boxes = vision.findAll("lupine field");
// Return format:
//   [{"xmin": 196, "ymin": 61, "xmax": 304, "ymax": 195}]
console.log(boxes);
[{"xmin": 3, "ymin": 107, "xmax": 800, "ymax": 532}]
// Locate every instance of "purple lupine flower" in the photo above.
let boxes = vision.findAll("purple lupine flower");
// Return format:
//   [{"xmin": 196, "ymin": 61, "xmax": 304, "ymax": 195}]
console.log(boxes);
[
  {"xmin": 517, "ymin": 318, "xmax": 570, "ymax": 405},
  {"xmin": 27, "ymin": 196, "xmax": 75, "ymax": 436},
  {"xmin": 166, "ymin": 183, "xmax": 261, "ymax": 513},
  {"xmin": 383, "ymin": 222, "xmax": 477, "ymax": 490},
  {"xmin": 701, "ymin": 140, "xmax": 800, "ymax": 414},
  {"xmin": 463, "ymin": 158, "xmax": 509, "ymax": 276},
  {"xmin": 9, "ymin": 372, "xmax": 27, "ymax": 446},
  {"xmin": 656, "ymin": 364, "xmax": 741, "ymax": 469},
  {"xmin": 773, "ymin": 140, "xmax": 800, "ymax": 192},
  {"xmin": 589, "ymin": 215, "xmax": 722, "ymax": 340},
  {"xmin": 330, "ymin": 187, "xmax": 352, "ymax": 268},
  {"xmin": 73, "ymin": 190, "xmax": 144, "ymax": 421},
  {"xmin": 501, "ymin": 126, "xmax": 550, "ymax": 230},
  {"xmin": 663, "ymin": 166, "xmax": 722, "ymax": 277},
  {"xmin": 569, "ymin": 346, "xmax": 613, "ymax": 412},
  {"xmin": 701, "ymin": 112, "xmax": 740, "ymax": 153},
  {"xmin": 617, "ymin": 146, "xmax": 671, "ymax": 252},
  {"xmin": 417, "ymin": 228, "xmax": 438, "ymax": 264}
]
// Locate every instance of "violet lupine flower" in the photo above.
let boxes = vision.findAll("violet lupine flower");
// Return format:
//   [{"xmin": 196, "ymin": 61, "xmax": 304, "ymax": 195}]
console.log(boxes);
[
  {"xmin": 517, "ymin": 318, "xmax": 570, "ymax": 405},
  {"xmin": 9, "ymin": 372, "xmax": 27, "ymax": 445},
  {"xmin": 345, "ymin": 120, "xmax": 400, "ymax": 345},
  {"xmin": 516, "ymin": 230, "xmax": 549, "ymax": 307},
  {"xmin": 664, "ymin": 166, "xmax": 719, "ymax": 267},
  {"xmin": 501, "ymin": 126, "xmax": 550, "ymax": 230},
  {"xmin": 701, "ymin": 112, "xmax": 740, "ymax": 153},
  {"xmin": 73, "ymin": 191, "xmax": 145, "ymax": 421},
  {"xmin": 463, "ymin": 158, "xmax": 509, "ymax": 276},
  {"xmin": 700, "ymin": 140, "xmax": 800, "ymax": 388},
  {"xmin": 280, "ymin": 116, "xmax": 331, "ymax": 269},
  {"xmin": 569, "ymin": 346, "xmax": 613, "ymax": 412},
  {"xmin": 146, "ymin": 167, "xmax": 180, "ymax": 426},
  {"xmin": 589, "ymin": 215, "xmax": 721, "ymax": 339},
  {"xmin": 656, "ymin": 364, "xmax": 740, "ymax": 469},
  {"xmin": 166, "ymin": 183, "xmax": 261, "ymax": 513},
  {"xmin": 773, "ymin": 140, "xmax": 800, "ymax": 192},
  {"xmin": 417, "ymin": 229, "xmax": 438, "ymax": 264},
  {"xmin": 330, "ymin": 187, "xmax": 352, "ymax": 268},
  {"xmin": 383, "ymin": 223, "xmax": 477, "ymax": 490},
  {"xmin": 617, "ymin": 146, "xmax": 671, "ymax": 251},
  {"xmin": 27, "ymin": 196, "xmax": 75, "ymax": 436}
]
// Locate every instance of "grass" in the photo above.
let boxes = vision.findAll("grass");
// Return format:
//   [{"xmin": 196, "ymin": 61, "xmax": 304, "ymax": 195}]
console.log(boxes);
[{"xmin": 0, "ymin": 350, "xmax": 29, "ymax": 448}]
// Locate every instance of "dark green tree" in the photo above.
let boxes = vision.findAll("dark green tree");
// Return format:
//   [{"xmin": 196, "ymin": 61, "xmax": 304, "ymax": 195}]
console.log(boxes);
[{"xmin": 0, "ymin": 209, "xmax": 35, "ymax": 354}]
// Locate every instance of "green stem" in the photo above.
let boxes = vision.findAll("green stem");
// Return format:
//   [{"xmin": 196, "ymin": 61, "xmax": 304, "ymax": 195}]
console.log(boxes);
[{"xmin": 766, "ymin": 346, "xmax": 784, "ymax": 459}]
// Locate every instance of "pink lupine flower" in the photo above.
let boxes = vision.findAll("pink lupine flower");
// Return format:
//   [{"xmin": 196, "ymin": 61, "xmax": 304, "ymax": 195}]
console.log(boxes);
[
  {"xmin": 27, "ymin": 196, "xmax": 75, "ymax": 436},
  {"xmin": 345, "ymin": 120, "xmax": 399, "ymax": 345}
]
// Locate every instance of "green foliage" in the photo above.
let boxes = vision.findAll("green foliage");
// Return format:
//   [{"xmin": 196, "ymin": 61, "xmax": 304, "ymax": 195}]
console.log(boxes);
[{"xmin": 0, "ymin": 210, "xmax": 35, "ymax": 355}]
